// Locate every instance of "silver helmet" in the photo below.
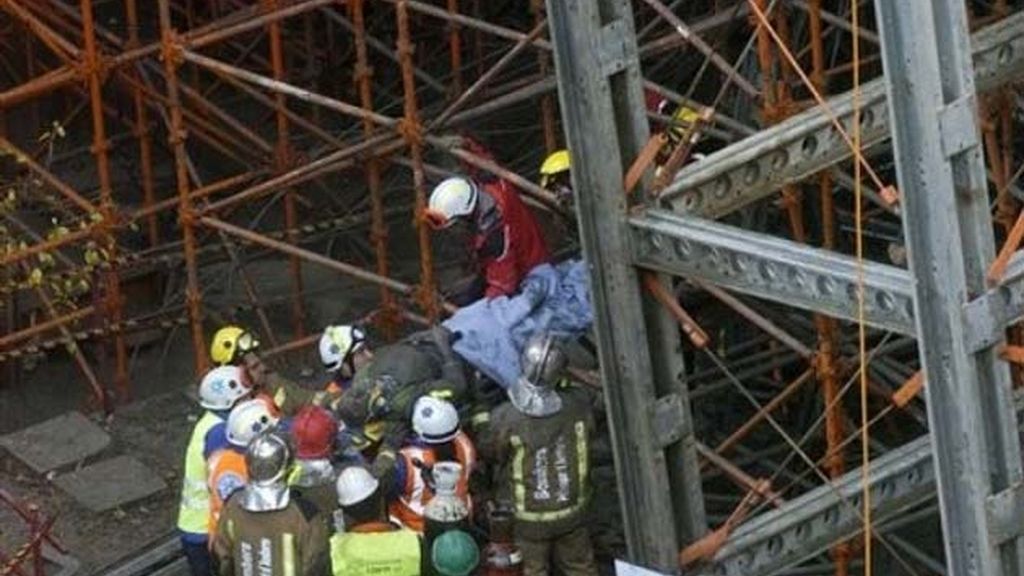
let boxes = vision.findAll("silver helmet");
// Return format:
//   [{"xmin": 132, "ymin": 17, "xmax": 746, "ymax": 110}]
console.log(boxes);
[
  {"xmin": 520, "ymin": 333, "xmax": 568, "ymax": 388},
  {"xmin": 242, "ymin": 432, "xmax": 293, "ymax": 512},
  {"xmin": 511, "ymin": 334, "xmax": 567, "ymax": 417}
]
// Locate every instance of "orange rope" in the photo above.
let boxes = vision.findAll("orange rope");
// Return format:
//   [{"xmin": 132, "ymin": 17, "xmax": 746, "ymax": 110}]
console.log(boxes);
[
  {"xmin": 746, "ymin": 0, "xmax": 893, "ymax": 203},
  {"xmin": 850, "ymin": 0, "xmax": 873, "ymax": 571}
]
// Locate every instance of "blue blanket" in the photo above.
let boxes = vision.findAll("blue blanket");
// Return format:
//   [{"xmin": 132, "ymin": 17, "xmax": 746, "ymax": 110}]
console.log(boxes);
[{"xmin": 443, "ymin": 259, "xmax": 593, "ymax": 390}]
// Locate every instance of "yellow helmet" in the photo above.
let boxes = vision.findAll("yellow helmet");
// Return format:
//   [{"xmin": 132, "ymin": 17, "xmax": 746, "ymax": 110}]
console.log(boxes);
[
  {"xmin": 539, "ymin": 150, "xmax": 571, "ymax": 188},
  {"xmin": 210, "ymin": 325, "xmax": 260, "ymax": 366},
  {"xmin": 667, "ymin": 105, "xmax": 702, "ymax": 143}
]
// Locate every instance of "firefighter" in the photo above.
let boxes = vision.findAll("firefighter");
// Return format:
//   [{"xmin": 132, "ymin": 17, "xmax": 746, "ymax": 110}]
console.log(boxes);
[
  {"xmin": 538, "ymin": 150, "xmax": 573, "ymax": 208},
  {"xmin": 334, "ymin": 326, "xmax": 481, "ymax": 480},
  {"xmin": 330, "ymin": 466, "xmax": 423, "ymax": 576},
  {"xmin": 318, "ymin": 324, "xmax": 371, "ymax": 395},
  {"xmin": 212, "ymin": 432, "xmax": 330, "ymax": 576},
  {"xmin": 481, "ymin": 334, "xmax": 598, "ymax": 576},
  {"xmin": 425, "ymin": 163, "xmax": 550, "ymax": 305},
  {"xmin": 390, "ymin": 396, "xmax": 477, "ymax": 533},
  {"xmin": 210, "ymin": 324, "xmax": 339, "ymax": 415},
  {"xmin": 206, "ymin": 397, "xmax": 281, "ymax": 538},
  {"xmin": 289, "ymin": 405, "xmax": 342, "ymax": 515},
  {"xmin": 177, "ymin": 366, "xmax": 252, "ymax": 576}
]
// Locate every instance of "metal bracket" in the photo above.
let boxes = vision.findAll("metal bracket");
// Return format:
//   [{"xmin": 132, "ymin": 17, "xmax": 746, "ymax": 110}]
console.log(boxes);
[
  {"xmin": 652, "ymin": 393, "xmax": 684, "ymax": 448},
  {"xmin": 986, "ymin": 483, "xmax": 1024, "ymax": 545},
  {"xmin": 597, "ymin": 20, "xmax": 633, "ymax": 77},
  {"xmin": 962, "ymin": 251, "xmax": 1024, "ymax": 352},
  {"xmin": 938, "ymin": 95, "xmax": 980, "ymax": 158}
]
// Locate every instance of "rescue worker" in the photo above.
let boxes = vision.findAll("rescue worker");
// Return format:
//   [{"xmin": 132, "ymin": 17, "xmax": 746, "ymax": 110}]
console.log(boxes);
[
  {"xmin": 426, "ymin": 171, "xmax": 550, "ymax": 305},
  {"xmin": 481, "ymin": 334, "xmax": 598, "ymax": 576},
  {"xmin": 213, "ymin": 432, "xmax": 330, "ymax": 576},
  {"xmin": 330, "ymin": 466, "xmax": 423, "ymax": 576},
  {"xmin": 289, "ymin": 405, "xmax": 341, "ymax": 514},
  {"xmin": 211, "ymin": 324, "xmax": 339, "ymax": 415},
  {"xmin": 538, "ymin": 150, "xmax": 573, "ymax": 208},
  {"xmin": 209, "ymin": 325, "xmax": 261, "ymax": 368},
  {"xmin": 431, "ymin": 530, "xmax": 481, "ymax": 576},
  {"xmin": 335, "ymin": 325, "xmax": 480, "ymax": 479},
  {"xmin": 207, "ymin": 398, "xmax": 281, "ymax": 537},
  {"xmin": 178, "ymin": 365, "xmax": 252, "ymax": 576},
  {"xmin": 319, "ymin": 324, "xmax": 371, "ymax": 394},
  {"xmin": 391, "ymin": 396, "xmax": 478, "ymax": 533}
]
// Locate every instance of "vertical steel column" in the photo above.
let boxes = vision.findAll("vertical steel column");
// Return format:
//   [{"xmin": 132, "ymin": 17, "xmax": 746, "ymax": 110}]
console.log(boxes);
[
  {"xmin": 159, "ymin": 0, "xmax": 208, "ymax": 373},
  {"xmin": 264, "ymin": 0, "xmax": 307, "ymax": 340},
  {"xmin": 396, "ymin": 0, "xmax": 439, "ymax": 321},
  {"xmin": 545, "ymin": 0, "xmax": 706, "ymax": 569},
  {"xmin": 873, "ymin": 1, "xmax": 1024, "ymax": 574},
  {"xmin": 80, "ymin": 0, "xmax": 129, "ymax": 400}
]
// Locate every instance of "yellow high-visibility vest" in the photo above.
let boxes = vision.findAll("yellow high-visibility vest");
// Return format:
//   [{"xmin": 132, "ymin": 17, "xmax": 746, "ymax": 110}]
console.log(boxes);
[
  {"xmin": 329, "ymin": 528, "xmax": 420, "ymax": 576},
  {"xmin": 176, "ymin": 411, "xmax": 222, "ymax": 535}
]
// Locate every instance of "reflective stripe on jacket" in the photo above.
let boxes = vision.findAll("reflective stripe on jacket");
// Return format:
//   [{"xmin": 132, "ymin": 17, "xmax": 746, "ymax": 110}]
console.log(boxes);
[
  {"xmin": 389, "ymin": 432, "xmax": 477, "ymax": 532},
  {"xmin": 329, "ymin": 525, "xmax": 421, "ymax": 576},
  {"xmin": 177, "ymin": 411, "xmax": 223, "ymax": 535}
]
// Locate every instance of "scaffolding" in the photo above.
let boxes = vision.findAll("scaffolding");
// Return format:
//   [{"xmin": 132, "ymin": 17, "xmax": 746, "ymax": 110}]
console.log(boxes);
[{"xmin": 2, "ymin": 1, "xmax": 1024, "ymax": 574}]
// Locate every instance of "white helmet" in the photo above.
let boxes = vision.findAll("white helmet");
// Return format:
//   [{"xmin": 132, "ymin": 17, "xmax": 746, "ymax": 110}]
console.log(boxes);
[
  {"xmin": 319, "ymin": 325, "xmax": 366, "ymax": 372},
  {"xmin": 198, "ymin": 366, "xmax": 251, "ymax": 411},
  {"xmin": 412, "ymin": 396, "xmax": 460, "ymax": 444},
  {"xmin": 227, "ymin": 398, "xmax": 280, "ymax": 448},
  {"xmin": 336, "ymin": 466, "xmax": 380, "ymax": 507},
  {"xmin": 427, "ymin": 177, "xmax": 478, "ymax": 229}
]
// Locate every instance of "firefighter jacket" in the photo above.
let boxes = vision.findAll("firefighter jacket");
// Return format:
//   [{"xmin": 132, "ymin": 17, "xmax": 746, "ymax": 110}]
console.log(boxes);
[
  {"xmin": 482, "ymin": 385, "xmax": 594, "ymax": 540},
  {"xmin": 288, "ymin": 458, "xmax": 339, "ymax": 517},
  {"xmin": 390, "ymin": 432, "xmax": 478, "ymax": 532},
  {"xmin": 212, "ymin": 491, "xmax": 330, "ymax": 576}
]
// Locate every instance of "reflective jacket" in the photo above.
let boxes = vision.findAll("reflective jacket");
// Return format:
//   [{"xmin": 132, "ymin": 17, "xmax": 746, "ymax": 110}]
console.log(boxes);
[
  {"xmin": 212, "ymin": 491, "xmax": 329, "ymax": 576},
  {"xmin": 178, "ymin": 411, "xmax": 224, "ymax": 537},
  {"xmin": 473, "ymin": 180, "xmax": 550, "ymax": 299},
  {"xmin": 483, "ymin": 386, "xmax": 594, "ymax": 539},
  {"xmin": 207, "ymin": 447, "xmax": 248, "ymax": 537},
  {"xmin": 390, "ymin": 432, "xmax": 477, "ymax": 532},
  {"xmin": 330, "ymin": 522, "xmax": 421, "ymax": 576}
]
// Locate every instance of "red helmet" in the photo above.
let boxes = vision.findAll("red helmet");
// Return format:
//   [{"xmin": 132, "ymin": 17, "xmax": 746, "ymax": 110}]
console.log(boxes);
[{"xmin": 291, "ymin": 406, "xmax": 338, "ymax": 459}]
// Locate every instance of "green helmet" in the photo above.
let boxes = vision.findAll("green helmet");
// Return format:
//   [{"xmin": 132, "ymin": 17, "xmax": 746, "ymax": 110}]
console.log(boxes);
[{"xmin": 431, "ymin": 530, "xmax": 480, "ymax": 576}]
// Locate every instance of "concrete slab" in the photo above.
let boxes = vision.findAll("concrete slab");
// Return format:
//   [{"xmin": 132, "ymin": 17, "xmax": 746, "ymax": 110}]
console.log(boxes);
[
  {"xmin": 0, "ymin": 412, "xmax": 110, "ymax": 473},
  {"xmin": 53, "ymin": 456, "xmax": 166, "ymax": 512}
]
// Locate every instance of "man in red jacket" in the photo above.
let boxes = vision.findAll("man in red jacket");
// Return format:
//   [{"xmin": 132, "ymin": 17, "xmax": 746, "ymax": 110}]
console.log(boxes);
[{"xmin": 426, "ymin": 146, "xmax": 550, "ymax": 305}]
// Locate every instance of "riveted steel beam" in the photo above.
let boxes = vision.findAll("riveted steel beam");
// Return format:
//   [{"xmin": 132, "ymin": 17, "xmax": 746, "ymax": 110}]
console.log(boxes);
[
  {"xmin": 629, "ymin": 209, "xmax": 916, "ymax": 335},
  {"xmin": 662, "ymin": 10, "xmax": 1024, "ymax": 219}
]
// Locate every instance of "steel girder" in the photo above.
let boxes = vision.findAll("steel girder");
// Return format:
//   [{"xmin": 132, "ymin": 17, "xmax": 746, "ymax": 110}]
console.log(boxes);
[
  {"xmin": 630, "ymin": 209, "xmax": 917, "ymax": 335},
  {"xmin": 693, "ymin": 435, "xmax": 935, "ymax": 576},
  {"xmin": 660, "ymin": 10, "xmax": 1024, "ymax": 219}
]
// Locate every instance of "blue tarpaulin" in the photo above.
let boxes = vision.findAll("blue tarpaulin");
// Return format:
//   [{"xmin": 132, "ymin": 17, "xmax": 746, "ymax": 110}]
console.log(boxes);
[{"xmin": 443, "ymin": 259, "xmax": 593, "ymax": 390}]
